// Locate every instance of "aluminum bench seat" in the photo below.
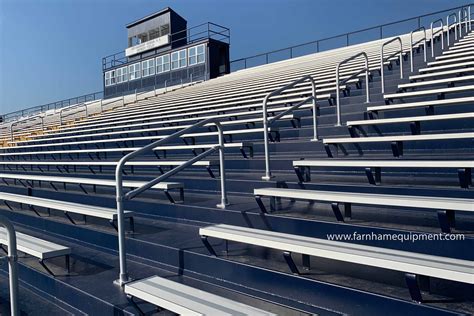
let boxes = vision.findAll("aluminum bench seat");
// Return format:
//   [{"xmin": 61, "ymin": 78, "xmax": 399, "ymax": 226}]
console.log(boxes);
[
  {"xmin": 0, "ymin": 173, "xmax": 184, "ymax": 204},
  {"xmin": 13, "ymin": 114, "xmax": 298, "ymax": 145},
  {"xmin": 124, "ymin": 276, "xmax": 275, "ymax": 316},
  {"xmin": 292, "ymin": 159, "xmax": 473, "ymax": 188},
  {"xmin": 17, "ymin": 106, "xmax": 298, "ymax": 143},
  {"xmin": 347, "ymin": 112, "xmax": 474, "ymax": 136},
  {"xmin": 0, "ymin": 160, "xmax": 219, "ymax": 177},
  {"xmin": 437, "ymin": 50, "xmax": 474, "ymax": 59},
  {"xmin": 367, "ymin": 96, "xmax": 474, "ymax": 114},
  {"xmin": 427, "ymin": 55, "xmax": 474, "ymax": 66},
  {"xmin": 323, "ymin": 132, "xmax": 474, "ymax": 157},
  {"xmin": 384, "ymin": 85, "xmax": 474, "ymax": 103},
  {"xmin": 409, "ymin": 67, "xmax": 474, "ymax": 81},
  {"xmin": 0, "ymin": 227, "xmax": 71, "ymax": 276},
  {"xmin": 199, "ymin": 224, "xmax": 474, "ymax": 302},
  {"xmin": 0, "ymin": 142, "xmax": 253, "ymax": 159},
  {"xmin": 124, "ymin": 275, "xmax": 276, "ymax": 316},
  {"xmin": 3, "ymin": 127, "xmax": 276, "ymax": 151},
  {"xmin": 0, "ymin": 192, "xmax": 135, "ymax": 230},
  {"xmin": 398, "ymin": 75, "xmax": 474, "ymax": 90},
  {"xmin": 443, "ymin": 46, "xmax": 474, "ymax": 55},
  {"xmin": 418, "ymin": 61, "xmax": 474, "ymax": 73},
  {"xmin": 253, "ymin": 187, "xmax": 473, "ymax": 233}
]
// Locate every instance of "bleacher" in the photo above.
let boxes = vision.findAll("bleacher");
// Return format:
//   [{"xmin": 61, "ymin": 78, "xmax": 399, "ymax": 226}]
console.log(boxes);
[{"xmin": 0, "ymin": 9, "xmax": 473, "ymax": 316}]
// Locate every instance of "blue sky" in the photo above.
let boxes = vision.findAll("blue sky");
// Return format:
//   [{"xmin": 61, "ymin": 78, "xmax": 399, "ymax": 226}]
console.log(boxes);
[{"xmin": 0, "ymin": 0, "xmax": 468, "ymax": 113}]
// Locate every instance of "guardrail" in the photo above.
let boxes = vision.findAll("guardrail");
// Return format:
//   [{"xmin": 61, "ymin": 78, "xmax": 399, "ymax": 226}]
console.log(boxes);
[
  {"xmin": 230, "ymin": 4, "xmax": 473, "ymax": 72},
  {"xmin": 447, "ymin": 13, "xmax": 458, "ymax": 45},
  {"xmin": 2, "ymin": 91, "xmax": 103, "ymax": 124},
  {"xmin": 430, "ymin": 19, "xmax": 444, "ymax": 57},
  {"xmin": 0, "ymin": 214, "xmax": 19, "ymax": 316},
  {"xmin": 261, "ymin": 75, "xmax": 318, "ymax": 180},
  {"xmin": 335, "ymin": 52, "xmax": 370, "ymax": 126},
  {"xmin": 10, "ymin": 115, "xmax": 44, "ymax": 142},
  {"xmin": 410, "ymin": 27, "xmax": 427, "ymax": 72},
  {"xmin": 380, "ymin": 37, "xmax": 404, "ymax": 94},
  {"xmin": 114, "ymin": 116, "xmax": 229, "ymax": 285}
]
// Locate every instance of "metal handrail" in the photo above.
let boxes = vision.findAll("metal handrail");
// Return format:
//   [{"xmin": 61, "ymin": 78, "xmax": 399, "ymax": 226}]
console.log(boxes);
[
  {"xmin": 430, "ymin": 19, "xmax": 444, "ymax": 58},
  {"xmin": 100, "ymin": 96, "xmax": 125, "ymax": 113},
  {"xmin": 59, "ymin": 102, "xmax": 88, "ymax": 125},
  {"xmin": 0, "ymin": 214, "xmax": 19, "ymax": 316},
  {"xmin": 114, "ymin": 116, "xmax": 228, "ymax": 285},
  {"xmin": 459, "ymin": 7, "xmax": 471, "ymax": 36},
  {"xmin": 336, "ymin": 52, "xmax": 370, "ymax": 126},
  {"xmin": 230, "ymin": 4, "xmax": 474, "ymax": 71},
  {"xmin": 410, "ymin": 27, "xmax": 427, "ymax": 72},
  {"xmin": 381, "ymin": 37, "xmax": 404, "ymax": 94},
  {"xmin": 261, "ymin": 75, "xmax": 318, "ymax": 180},
  {"xmin": 10, "ymin": 115, "xmax": 44, "ymax": 142},
  {"xmin": 447, "ymin": 13, "xmax": 458, "ymax": 45}
]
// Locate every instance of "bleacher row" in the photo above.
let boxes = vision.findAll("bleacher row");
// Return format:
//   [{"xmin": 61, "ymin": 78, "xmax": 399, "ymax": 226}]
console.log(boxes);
[{"xmin": 0, "ymin": 19, "xmax": 473, "ymax": 315}]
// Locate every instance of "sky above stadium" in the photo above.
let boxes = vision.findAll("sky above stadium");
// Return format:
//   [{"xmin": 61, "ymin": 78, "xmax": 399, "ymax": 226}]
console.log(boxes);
[{"xmin": 0, "ymin": 0, "xmax": 469, "ymax": 113}]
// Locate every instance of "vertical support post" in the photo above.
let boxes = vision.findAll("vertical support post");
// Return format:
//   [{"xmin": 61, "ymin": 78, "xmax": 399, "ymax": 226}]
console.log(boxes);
[
  {"xmin": 0, "ymin": 214, "xmax": 19, "ymax": 316},
  {"xmin": 381, "ymin": 37, "xmax": 403, "ymax": 94},
  {"xmin": 335, "ymin": 64, "xmax": 341, "ymax": 126},
  {"xmin": 215, "ymin": 122, "xmax": 229, "ymax": 208},
  {"xmin": 114, "ymin": 160, "xmax": 129, "ymax": 286},
  {"xmin": 431, "ymin": 19, "xmax": 444, "ymax": 58},
  {"xmin": 469, "ymin": 6, "xmax": 472, "ymax": 31},
  {"xmin": 336, "ymin": 52, "xmax": 369, "ymax": 126},
  {"xmin": 262, "ymin": 92, "xmax": 273, "ymax": 180},
  {"xmin": 310, "ymin": 77, "xmax": 318, "ymax": 141},
  {"xmin": 364, "ymin": 56, "xmax": 370, "ymax": 104}
]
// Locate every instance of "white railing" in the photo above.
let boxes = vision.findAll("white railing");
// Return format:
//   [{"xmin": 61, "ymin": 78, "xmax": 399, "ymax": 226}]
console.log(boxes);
[
  {"xmin": 381, "ymin": 37, "xmax": 404, "ymax": 94},
  {"xmin": 335, "ymin": 52, "xmax": 370, "ymax": 126},
  {"xmin": 261, "ymin": 75, "xmax": 318, "ymax": 180},
  {"xmin": 114, "ymin": 116, "xmax": 228, "ymax": 285},
  {"xmin": 410, "ymin": 27, "xmax": 427, "ymax": 72},
  {"xmin": 447, "ymin": 13, "xmax": 458, "ymax": 45},
  {"xmin": 10, "ymin": 115, "xmax": 44, "ymax": 142},
  {"xmin": 0, "ymin": 214, "xmax": 19, "ymax": 316},
  {"xmin": 430, "ymin": 19, "xmax": 444, "ymax": 58}
]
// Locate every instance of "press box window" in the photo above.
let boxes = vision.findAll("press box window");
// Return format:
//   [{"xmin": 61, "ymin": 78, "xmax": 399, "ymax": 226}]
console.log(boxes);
[
  {"xmin": 129, "ymin": 63, "xmax": 141, "ymax": 80},
  {"xmin": 116, "ymin": 68, "xmax": 123, "ymax": 84},
  {"xmin": 120, "ymin": 67, "xmax": 128, "ymax": 82},
  {"xmin": 171, "ymin": 51, "xmax": 179, "ymax": 70},
  {"xmin": 188, "ymin": 44, "xmax": 205, "ymax": 66},
  {"xmin": 142, "ymin": 59, "xmax": 155, "ymax": 77},
  {"xmin": 156, "ymin": 54, "xmax": 170, "ymax": 73},
  {"xmin": 105, "ymin": 71, "xmax": 113, "ymax": 86},
  {"xmin": 178, "ymin": 49, "xmax": 187, "ymax": 68}
]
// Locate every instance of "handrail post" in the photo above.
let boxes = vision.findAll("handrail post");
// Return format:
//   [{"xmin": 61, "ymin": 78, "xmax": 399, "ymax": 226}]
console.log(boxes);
[
  {"xmin": 336, "ymin": 65, "xmax": 342, "ymax": 126},
  {"xmin": 447, "ymin": 13, "xmax": 458, "ymax": 45},
  {"xmin": 114, "ymin": 159, "xmax": 129, "ymax": 286},
  {"xmin": 262, "ymin": 93, "xmax": 272, "ymax": 180},
  {"xmin": 410, "ymin": 27, "xmax": 427, "ymax": 72},
  {"xmin": 310, "ymin": 77, "xmax": 318, "ymax": 141},
  {"xmin": 381, "ymin": 37, "xmax": 403, "ymax": 94},
  {"xmin": 0, "ymin": 214, "xmax": 19, "ymax": 316},
  {"xmin": 215, "ymin": 122, "xmax": 229, "ymax": 208},
  {"xmin": 114, "ymin": 117, "xmax": 230, "ymax": 285},
  {"xmin": 469, "ymin": 6, "xmax": 472, "ymax": 31},
  {"xmin": 262, "ymin": 75, "xmax": 319, "ymax": 179},
  {"xmin": 431, "ymin": 19, "xmax": 444, "ymax": 58},
  {"xmin": 10, "ymin": 122, "xmax": 15, "ymax": 142},
  {"xmin": 336, "ymin": 52, "xmax": 370, "ymax": 126}
]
